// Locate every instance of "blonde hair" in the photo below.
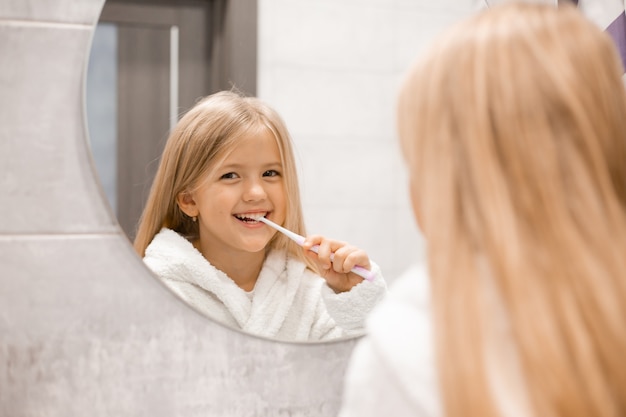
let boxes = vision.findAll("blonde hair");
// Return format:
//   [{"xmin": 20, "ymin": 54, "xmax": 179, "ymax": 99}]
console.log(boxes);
[
  {"xmin": 398, "ymin": 3, "xmax": 626, "ymax": 417},
  {"xmin": 134, "ymin": 91, "xmax": 313, "ymax": 271}
]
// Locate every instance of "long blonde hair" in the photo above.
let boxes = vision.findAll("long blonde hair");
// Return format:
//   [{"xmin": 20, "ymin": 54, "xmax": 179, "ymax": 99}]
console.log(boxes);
[
  {"xmin": 134, "ymin": 91, "xmax": 312, "ymax": 270},
  {"xmin": 398, "ymin": 3, "xmax": 626, "ymax": 417}
]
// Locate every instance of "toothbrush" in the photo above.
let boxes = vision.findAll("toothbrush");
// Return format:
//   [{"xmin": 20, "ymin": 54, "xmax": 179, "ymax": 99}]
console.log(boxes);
[{"xmin": 258, "ymin": 217, "xmax": 375, "ymax": 281}]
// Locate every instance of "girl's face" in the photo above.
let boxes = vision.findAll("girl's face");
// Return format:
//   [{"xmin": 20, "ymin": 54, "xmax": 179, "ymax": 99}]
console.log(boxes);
[{"xmin": 180, "ymin": 127, "xmax": 287, "ymax": 258}]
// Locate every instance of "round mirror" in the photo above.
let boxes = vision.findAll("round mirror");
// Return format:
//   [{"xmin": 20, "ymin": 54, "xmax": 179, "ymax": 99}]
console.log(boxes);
[{"xmin": 86, "ymin": 0, "xmax": 430, "ymax": 342}]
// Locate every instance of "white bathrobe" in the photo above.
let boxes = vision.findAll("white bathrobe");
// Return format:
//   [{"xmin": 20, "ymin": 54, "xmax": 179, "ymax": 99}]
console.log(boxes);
[
  {"xmin": 143, "ymin": 228, "xmax": 387, "ymax": 341},
  {"xmin": 339, "ymin": 264, "xmax": 441, "ymax": 417},
  {"xmin": 339, "ymin": 263, "xmax": 532, "ymax": 417}
]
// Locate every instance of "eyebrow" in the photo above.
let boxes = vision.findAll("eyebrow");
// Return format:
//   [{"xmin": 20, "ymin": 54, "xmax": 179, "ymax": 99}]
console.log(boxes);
[{"xmin": 218, "ymin": 161, "xmax": 283, "ymax": 170}]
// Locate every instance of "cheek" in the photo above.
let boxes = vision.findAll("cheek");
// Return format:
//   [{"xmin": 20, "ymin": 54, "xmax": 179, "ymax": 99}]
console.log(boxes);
[
  {"xmin": 270, "ymin": 184, "xmax": 287, "ymax": 210},
  {"xmin": 202, "ymin": 189, "xmax": 233, "ymax": 216}
]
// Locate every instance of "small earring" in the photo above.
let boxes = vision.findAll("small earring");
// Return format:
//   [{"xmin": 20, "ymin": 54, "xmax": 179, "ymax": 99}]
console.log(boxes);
[{"xmin": 192, "ymin": 216, "xmax": 197, "ymax": 222}]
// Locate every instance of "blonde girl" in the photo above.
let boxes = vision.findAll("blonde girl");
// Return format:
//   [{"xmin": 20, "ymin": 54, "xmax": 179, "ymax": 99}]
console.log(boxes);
[
  {"xmin": 134, "ymin": 91, "xmax": 386, "ymax": 341},
  {"xmin": 341, "ymin": 3, "xmax": 626, "ymax": 417}
]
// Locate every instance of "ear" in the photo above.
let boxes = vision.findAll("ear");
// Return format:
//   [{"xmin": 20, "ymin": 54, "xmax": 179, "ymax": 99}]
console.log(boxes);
[{"xmin": 176, "ymin": 191, "xmax": 199, "ymax": 218}]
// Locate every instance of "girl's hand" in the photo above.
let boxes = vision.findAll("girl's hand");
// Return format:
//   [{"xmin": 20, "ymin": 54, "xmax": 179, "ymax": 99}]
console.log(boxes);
[{"xmin": 302, "ymin": 235, "xmax": 372, "ymax": 293}]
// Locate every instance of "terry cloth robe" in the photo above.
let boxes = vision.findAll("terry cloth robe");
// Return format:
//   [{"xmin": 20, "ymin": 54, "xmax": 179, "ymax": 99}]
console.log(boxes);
[
  {"xmin": 143, "ymin": 228, "xmax": 387, "ymax": 341},
  {"xmin": 339, "ymin": 263, "xmax": 532, "ymax": 417},
  {"xmin": 339, "ymin": 264, "xmax": 441, "ymax": 417}
]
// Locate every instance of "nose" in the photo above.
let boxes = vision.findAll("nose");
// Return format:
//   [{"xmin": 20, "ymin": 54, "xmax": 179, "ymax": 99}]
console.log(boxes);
[{"xmin": 242, "ymin": 178, "xmax": 267, "ymax": 202}]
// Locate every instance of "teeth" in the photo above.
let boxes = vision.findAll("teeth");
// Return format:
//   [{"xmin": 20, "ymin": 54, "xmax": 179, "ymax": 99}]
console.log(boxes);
[{"xmin": 235, "ymin": 212, "xmax": 267, "ymax": 222}]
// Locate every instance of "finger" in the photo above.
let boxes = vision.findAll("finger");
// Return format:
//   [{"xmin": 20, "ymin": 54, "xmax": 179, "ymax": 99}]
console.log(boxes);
[
  {"xmin": 302, "ymin": 235, "xmax": 333, "ymax": 269},
  {"xmin": 329, "ymin": 245, "xmax": 350, "ymax": 273},
  {"xmin": 303, "ymin": 249, "xmax": 325, "ymax": 271},
  {"xmin": 343, "ymin": 249, "xmax": 371, "ymax": 271},
  {"xmin": 314, "ymin": 239, "xmax": 335, "ymax": 270},
  {"xmin": 328, "ymin": 245, "xmax": 363, "ymax": 273},
  {"xmin": 302, "ymin": 234, "xmax": 323, "ymax": 251}
]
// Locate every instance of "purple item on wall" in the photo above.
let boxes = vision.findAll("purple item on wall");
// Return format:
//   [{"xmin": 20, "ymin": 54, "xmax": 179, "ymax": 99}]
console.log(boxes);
[{"xmin": 606, "ymin": 11, "xmax": 626, "ymax": 72}]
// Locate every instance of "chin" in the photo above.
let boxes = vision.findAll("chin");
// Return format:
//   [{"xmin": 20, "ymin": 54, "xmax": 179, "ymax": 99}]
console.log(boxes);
[{"xmin": 241, "ymin": 241, "xmax": 271, "ymax": 254}]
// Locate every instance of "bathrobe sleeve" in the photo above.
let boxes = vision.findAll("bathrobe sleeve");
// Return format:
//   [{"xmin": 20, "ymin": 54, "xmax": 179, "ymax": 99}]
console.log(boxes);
[
  {"xmin": 319, "ymin": 260, "xmax": 387, "ymax": 335},
  {"xmin": 338, "ymin": 263, "xmax": 441, "ymax": 417}
]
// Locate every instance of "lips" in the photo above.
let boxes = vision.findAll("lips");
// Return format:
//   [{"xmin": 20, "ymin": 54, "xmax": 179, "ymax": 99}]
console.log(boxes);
[{"xmin": 233, "ymin": 212, "xmax": 267, "ymax": 223}]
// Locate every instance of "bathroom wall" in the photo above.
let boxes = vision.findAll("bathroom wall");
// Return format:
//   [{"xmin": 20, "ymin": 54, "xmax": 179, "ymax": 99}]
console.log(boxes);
[
  {"xmin": 258, "ymin": 0, "xmax": 486, "ymax": 281},
  {"xmin": 1, "ymin": 0, "xmax": 484, "ymax": 416}
]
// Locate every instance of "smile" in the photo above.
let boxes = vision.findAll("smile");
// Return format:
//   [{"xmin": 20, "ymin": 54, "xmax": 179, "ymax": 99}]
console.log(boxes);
[{"xmin": 233, "ymin": 212, "xmax": 267, "ymax": 223}]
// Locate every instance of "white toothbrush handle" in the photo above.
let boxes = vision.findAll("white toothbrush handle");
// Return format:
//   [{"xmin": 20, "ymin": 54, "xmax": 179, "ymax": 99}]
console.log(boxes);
[
  {"xmin": 309, "ymin": 245, "xmax": 375, "ymax": 281},
  {"xmin": 259, "ymin": 217, "xmax": 375, "ymax": 281}
]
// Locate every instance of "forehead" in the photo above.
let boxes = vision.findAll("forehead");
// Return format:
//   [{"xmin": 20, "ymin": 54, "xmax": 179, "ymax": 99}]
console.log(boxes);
[{"xmin": 219, "ymin": 126, "xmax": 282, "ymax": 165}]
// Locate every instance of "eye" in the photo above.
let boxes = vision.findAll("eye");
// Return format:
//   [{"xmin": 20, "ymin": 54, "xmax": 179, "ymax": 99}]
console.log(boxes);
[
  {"xmin": 263, "ymin": 169, "xmax": 281, "ymax": 177},
  {"xmin": 220, "ymin": 172, "xmax": 239, "ymax": 180}
]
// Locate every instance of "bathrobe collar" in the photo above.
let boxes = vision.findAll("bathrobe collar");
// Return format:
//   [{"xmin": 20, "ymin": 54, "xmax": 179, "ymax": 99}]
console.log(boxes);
[{"xmin": 144, "ymin": 228, "xmax": 307, "ymax": 337}]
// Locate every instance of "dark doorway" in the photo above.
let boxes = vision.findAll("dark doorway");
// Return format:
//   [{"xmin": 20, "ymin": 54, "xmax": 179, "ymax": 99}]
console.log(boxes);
[{"xmin": 86, "ymin": 0, "xmax": 257, "ymax": 239}]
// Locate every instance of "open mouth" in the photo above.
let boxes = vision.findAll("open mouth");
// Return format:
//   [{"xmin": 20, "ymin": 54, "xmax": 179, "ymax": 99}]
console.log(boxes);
[{"xmin": 233, "ymin": 212, "xmax": 267, "ymax": 223}]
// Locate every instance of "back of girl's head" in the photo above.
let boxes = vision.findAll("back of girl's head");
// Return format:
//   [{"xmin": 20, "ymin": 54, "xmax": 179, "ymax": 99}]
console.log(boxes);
[
  {"xmin": 398, "ymin": 3, "xmax": 626, "ymax": 417},
  {"xmin": 134, "ymin": 90, "xmax": 307, "ymax": 259}
]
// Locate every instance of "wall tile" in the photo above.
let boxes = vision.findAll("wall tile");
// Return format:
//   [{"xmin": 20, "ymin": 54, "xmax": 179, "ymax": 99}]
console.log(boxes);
[
  {"xmin": 263, "ymin": 67, "xmax": 395, "ymax": 138},
  {"xmin": 392, "ymin": 7, "xmax": 477, "ymax": 72},
  {"xmin": 259, "ymin": 0, "xmax": 395, "ymax": 72},
  {"xmin": 297, "ymin": 139, "xmax": 398, "ymax": 208},
  {"xmin": 0, "ymin": 23, "xmax": 117, "ymax": 234}
]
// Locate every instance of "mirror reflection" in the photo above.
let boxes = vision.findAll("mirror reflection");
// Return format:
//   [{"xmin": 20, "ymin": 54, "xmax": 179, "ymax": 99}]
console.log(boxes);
[
  {"xmin": 133, "ymin": 90, "xmax": 388, "ymax": 341},
  {"xmin": 86, "ymin": 0, "xmax": 433, "ymax": 341}
]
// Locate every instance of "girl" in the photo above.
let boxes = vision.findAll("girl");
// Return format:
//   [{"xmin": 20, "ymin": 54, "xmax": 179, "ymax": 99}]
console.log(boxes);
[
  {"xmin": 134, "ymin": 91, "xmax": 387, "ymax": 342},
  {"xmin": 341, "ymin": 3, "xmax": 626, "ymax": 417}
]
